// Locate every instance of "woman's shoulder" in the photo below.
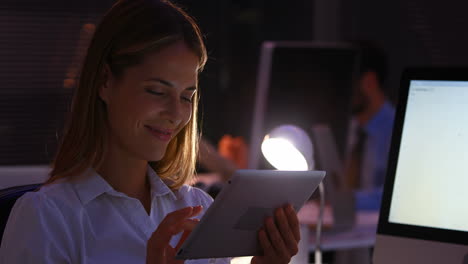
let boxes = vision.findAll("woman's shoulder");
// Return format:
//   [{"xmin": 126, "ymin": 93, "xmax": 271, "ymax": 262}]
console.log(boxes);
[
  {"xmin": 176, "ymin": 184, "xmax": 214, "ymax": 207},
  {"xmin": 3, "ymin": 180, "xmax": 83, "ymax": 244},
  {"xmin": 0, "ymin": 180, "xmax": 79, "ymax": 262},
  {"xmin": 10, "ymin": 189, "xmax": 58, "ymax": 222},
  {"xmin": 16, "ymin": 179, "xmax": 82, "ymax": 215}
]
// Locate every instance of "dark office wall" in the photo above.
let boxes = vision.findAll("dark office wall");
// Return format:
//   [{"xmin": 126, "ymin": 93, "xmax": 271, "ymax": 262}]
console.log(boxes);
[
  {"xmin": 0, "ymin": 1, "xmax": 113, "ymax": 165},
  {"xmin": 341, "ymin": 0, "xmax": 468, "ymax": 102}
]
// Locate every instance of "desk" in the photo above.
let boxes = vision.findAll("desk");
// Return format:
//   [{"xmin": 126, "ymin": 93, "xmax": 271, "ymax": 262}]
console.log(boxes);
[
  {"xmin": 308, "ymin": 211, "xmax": 378, "ymax": 252},
  {"xmin": 298, "ymin": 201, "xmax": 379, "ymax": 263}
]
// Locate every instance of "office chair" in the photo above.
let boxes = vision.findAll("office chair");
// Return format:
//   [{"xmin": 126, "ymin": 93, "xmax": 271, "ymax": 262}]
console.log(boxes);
[{"xmin": 0, "ymin": 184, "xmax": 41, "ymax": 245}]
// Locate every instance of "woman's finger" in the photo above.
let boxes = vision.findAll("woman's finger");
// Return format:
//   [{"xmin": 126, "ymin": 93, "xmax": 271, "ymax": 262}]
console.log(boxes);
[
  {"xmin": 180, "ymin": 218, "xmax": 200, "ymax": 231},
  {"xmin": 151, "ymin": 206, "xmax": 203, "ymax": 249},
  {"xmin": 175, "ymin": 230, "xmax": 191, "ymax": 252},
  {"xmin": 164, "ymin": 245, "xmax": 184, "ymax": 264},
  {"xmin": 274, "ymin": 207, "xmax": 299, "ymax": 256},
  {"xmin": 258, "ymin": 228, "xmax": 274, "ymax": 258},
  {"xmin": 265, "ymin": 217, "xmax": 291, "ymax": 262},
  {"xmin": 175, "ymin": 218, "xmax": 200, "ymax": 251},
  {"xmin": 156, "ymin": 208, "xmax": 193, "ymax": 243},
  {"xmin": 167, "ymin": 205, "xmax": 202, "ymax": 223},
  {"xmin": 188, "ymin": 205, "xmax": 203, "ymax": 218},
  {"xmin": 285, "ymin": 204, "xmax": 300, "ymax": 242},
  {"xmin": 162, "ymin": 206, "xmax": 203, "ymax": 233}
]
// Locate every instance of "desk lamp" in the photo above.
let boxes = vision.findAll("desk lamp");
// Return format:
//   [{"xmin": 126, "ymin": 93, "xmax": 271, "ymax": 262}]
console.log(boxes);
[{"xmin": 262, "ymin": 124, "xmax": 325, "ymax": 264}]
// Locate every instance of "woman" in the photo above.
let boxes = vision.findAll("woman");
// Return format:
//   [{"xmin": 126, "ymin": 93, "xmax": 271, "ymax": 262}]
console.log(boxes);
[{"xmin": 0, "ymin": 0, "xmax": 300, "ymax": 263}]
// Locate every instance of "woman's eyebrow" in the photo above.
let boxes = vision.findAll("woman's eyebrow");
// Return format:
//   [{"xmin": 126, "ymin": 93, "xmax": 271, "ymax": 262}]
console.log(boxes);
[
  {"xmin": 144, "ymin": 77, "xmax": 173, "ymax": 87},
  {"xmin": 144, "ymin": 78, "xmax": 196, "ymax": 91}
]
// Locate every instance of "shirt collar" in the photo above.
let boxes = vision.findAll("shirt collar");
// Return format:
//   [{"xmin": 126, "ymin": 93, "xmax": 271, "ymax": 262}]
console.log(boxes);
[
  {"xmin": 71, "ymin": 168, "xmax": 113, "ymax": 205},
  {"xmin": 72, "ymin": 165, "xmax": 176, "ymax": 205},
  {"xmin": 146, "ymin": 165, "xmax": 177, "ymax": 200}
]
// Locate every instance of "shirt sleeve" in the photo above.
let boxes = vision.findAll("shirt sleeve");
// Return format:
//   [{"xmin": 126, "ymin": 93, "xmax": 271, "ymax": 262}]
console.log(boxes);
[{"xmin": 0, "ymin": 191, "xmax": 73, "ymax": 264}]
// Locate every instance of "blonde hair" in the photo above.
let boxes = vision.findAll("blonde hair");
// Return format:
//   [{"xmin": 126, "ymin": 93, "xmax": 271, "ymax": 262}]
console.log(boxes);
[{"xmin": 48, "ymin": 0, "xmax": 207, "ymax": 190}]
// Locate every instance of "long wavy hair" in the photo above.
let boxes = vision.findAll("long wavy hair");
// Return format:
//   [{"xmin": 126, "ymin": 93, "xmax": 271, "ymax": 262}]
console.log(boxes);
[{"xmin": 47, "ymin": 0, "xmax": 207, "ymax": 190}]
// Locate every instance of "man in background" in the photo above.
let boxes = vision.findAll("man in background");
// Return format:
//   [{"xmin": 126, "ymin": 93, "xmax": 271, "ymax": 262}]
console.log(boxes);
[{"xmin": 346, "ymin": 41, "xmax": 395, "ymax": 194}]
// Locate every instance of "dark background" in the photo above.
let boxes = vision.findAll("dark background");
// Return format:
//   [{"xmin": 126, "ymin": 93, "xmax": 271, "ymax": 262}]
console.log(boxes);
[{"xmin": 1, "ymin": 0, "xmax": 468, "ymax": 165}]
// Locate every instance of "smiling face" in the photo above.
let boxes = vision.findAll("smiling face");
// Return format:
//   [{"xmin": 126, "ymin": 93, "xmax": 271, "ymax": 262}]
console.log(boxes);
[{"xmin": 99, "ymin": 40, "xmax": 200, "ymax": 162}]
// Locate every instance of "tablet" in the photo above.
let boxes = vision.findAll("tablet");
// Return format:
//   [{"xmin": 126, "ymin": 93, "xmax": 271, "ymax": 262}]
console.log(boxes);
[{"xmin": 176, "ymin": 169, "xmax": 326, "ymax": 259}]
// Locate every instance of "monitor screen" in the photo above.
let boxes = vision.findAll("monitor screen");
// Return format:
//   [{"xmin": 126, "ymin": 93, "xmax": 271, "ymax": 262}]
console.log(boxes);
[
  {"xmin": 374, "ymin": 68, "xmax": 468, "ymax": 264},
  {"xmin": 389, "ymin": 80, "xmax": 468, "ymax": 232}
]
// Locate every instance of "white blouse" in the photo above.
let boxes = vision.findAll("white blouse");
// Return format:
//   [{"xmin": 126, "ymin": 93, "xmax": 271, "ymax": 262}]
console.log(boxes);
[{"xmin": 0, "ymin": 166, "xmax": 231, "ymax": 264}]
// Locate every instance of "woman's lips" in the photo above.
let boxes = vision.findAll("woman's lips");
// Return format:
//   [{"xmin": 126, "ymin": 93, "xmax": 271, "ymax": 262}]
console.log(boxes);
[{"xmin": 144, "ymin": 125, "xmax": 174, "ymax": 141}]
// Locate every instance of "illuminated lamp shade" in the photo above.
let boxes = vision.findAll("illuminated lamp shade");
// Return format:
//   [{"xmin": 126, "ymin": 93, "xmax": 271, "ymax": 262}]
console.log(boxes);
[{"xmin": 261, "ymin": 125, "xmax": 314, "ymax": 171}]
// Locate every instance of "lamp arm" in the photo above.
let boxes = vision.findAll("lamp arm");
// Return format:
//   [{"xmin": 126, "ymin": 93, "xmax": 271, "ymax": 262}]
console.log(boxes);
[{"xmin": 314, "ymin": 181, "xmax": 325, "ymax": 264}]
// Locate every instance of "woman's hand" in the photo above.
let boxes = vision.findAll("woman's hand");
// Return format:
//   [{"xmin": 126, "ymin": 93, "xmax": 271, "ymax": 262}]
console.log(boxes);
[
  {"xmin": 146, "ymin": 206, "xmax": 203, "ymax": 264},
  {"xmin": 251, "ymin": 204, "xmax": 300, "ymax": 264}
]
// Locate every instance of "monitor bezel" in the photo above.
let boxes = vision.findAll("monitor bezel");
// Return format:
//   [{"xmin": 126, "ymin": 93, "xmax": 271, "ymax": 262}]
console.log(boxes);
[{"xmin": 378, "ymin": 67, "xmax": 468, "ymax": 246}]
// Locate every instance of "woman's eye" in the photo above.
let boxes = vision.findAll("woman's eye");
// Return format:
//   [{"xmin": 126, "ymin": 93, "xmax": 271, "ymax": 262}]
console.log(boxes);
[
  {"xmin": 145, "ymin": 88, "xmax": 164, "ymax": 96},
  {"xmin": 181, "ymin": 96, "xmax": 192, "ymax": 103}
]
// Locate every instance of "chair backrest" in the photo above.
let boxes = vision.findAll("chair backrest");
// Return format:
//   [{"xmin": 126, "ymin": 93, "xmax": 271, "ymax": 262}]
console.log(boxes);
[{"xmin": 0, "ymin": 184, "xmax": 42, "ymax": 245}]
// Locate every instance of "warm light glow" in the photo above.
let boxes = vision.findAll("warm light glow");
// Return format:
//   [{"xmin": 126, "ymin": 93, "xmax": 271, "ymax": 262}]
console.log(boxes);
[
  {"xmin": 231, "ymin": 256, "xmax": 253, "ymax": 264},
  {"xmin": 261, "ymin": 137, "xmax": 308, "ymax": 171}
]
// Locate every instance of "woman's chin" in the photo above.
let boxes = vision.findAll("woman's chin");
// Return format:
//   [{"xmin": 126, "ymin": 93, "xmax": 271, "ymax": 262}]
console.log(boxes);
[{"xmin": 144, "ymin": 150, "xmax": 167, "ymax": 162}]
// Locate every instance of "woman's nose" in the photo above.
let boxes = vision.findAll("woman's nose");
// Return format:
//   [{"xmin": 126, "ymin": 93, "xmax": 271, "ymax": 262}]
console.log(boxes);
[
  {"xmin": 169, "ymin": 117, "xmax": 182, "ymax": 127},
  {"xmin": 163, "ymin": 96, "xmax": 183, "ymax": 126}
]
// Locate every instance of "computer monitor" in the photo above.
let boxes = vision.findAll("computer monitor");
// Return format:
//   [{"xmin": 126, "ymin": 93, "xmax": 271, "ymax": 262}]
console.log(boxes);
[
  {"xmin": 374, "ymin": 67, "xmax": 468, "ymax": 263},
  {"xmin": 248, "ymin": 41, "xmax": 359, "ymax": 173}
]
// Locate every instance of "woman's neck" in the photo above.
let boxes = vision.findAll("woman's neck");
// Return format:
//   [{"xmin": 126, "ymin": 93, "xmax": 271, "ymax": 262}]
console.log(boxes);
[{"xmin": 96, "ymin": 143, "xmax": 150, "ymax": 200}]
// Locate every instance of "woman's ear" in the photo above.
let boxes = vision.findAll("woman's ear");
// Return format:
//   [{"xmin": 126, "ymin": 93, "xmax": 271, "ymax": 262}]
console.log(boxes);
[{"xmin": 99, "ymin": 64, "xmax": 113, "ymax": 104}]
